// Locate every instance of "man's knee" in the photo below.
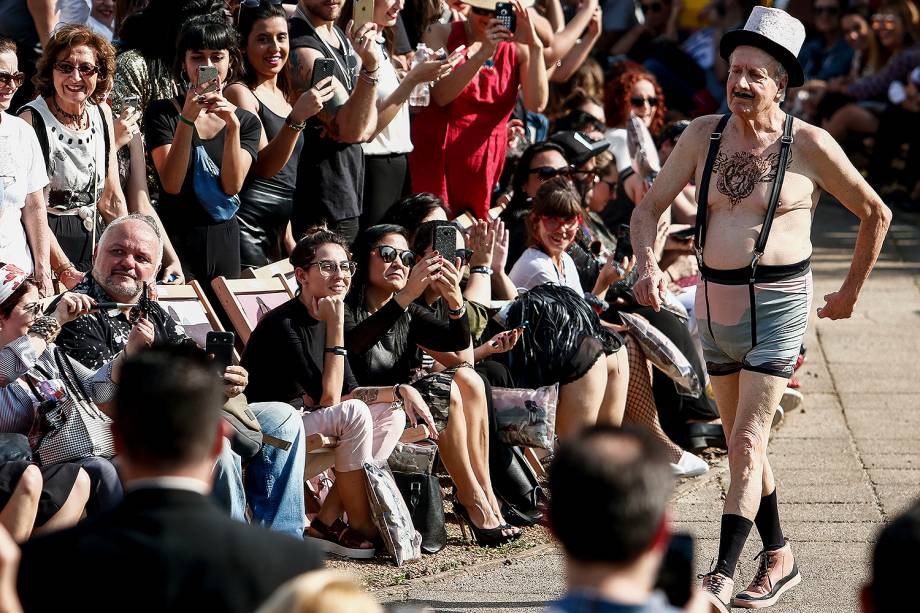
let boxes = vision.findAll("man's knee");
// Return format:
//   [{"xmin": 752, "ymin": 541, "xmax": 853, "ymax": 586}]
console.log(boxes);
[{"xmin": 251, "ymin": 401, "xmax": 304, "ymax": 440}]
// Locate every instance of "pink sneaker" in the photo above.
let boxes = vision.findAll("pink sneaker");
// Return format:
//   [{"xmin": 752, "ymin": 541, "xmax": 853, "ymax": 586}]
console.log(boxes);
[
  {"xmin": 732, "ymin": 540, "xmax": 801, "ymax": 608},
  {"xmin": 700, "ymin": 571, "xmax": 734, "ymax": 613}
]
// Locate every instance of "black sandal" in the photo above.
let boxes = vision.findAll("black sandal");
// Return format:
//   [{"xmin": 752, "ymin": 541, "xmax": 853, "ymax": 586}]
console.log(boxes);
[{"xmin": 452, "ymin": 499, "xmax": 517, "ymax": 547}]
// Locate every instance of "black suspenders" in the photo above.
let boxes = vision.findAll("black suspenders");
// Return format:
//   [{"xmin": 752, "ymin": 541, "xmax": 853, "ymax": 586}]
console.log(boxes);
[{"xmin": 694, "ymin": 113, "xmax": 732, "ymax": 268}]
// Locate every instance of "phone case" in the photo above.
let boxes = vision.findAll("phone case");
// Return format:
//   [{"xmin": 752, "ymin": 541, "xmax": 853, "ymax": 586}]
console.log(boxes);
[
  {"xmin": 353, "ymin": 0, "xmax": 374, "ymax": 31},
  {"xmin": 494, "ymin": 3, "xmax": 516, "ymax": 32},
  {"xmin": 433, "ymin": 226, "xmax": 457, "ymax": 263},
  {"xmin": 206, "ymin": 332, "xmax": 235, "ymax": 370},
  {"xmin": 310, "ymin": 59, "xmax": 336, "ymax": 88}
]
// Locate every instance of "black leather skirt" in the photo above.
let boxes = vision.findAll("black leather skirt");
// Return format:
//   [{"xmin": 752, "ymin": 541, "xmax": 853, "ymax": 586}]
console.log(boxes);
[{"xmin": 237, "ymin": 179, "xmax": 294, "ymax": 269}]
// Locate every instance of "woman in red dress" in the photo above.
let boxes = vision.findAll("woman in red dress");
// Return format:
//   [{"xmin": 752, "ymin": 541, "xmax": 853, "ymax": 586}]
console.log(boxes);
[{"xmin": 409, "ymin": 0, "xmax": 548, "ymax": 219}]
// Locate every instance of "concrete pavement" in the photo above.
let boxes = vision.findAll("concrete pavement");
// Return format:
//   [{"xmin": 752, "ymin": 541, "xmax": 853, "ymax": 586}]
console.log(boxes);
[{"xmin": 379, "ymin": 202, "xmax": 920, "ymax": 612}]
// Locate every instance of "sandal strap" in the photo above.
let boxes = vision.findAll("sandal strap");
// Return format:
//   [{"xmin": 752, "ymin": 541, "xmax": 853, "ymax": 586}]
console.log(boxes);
[{"xmin": 327, "ymin": 518, "xmax": 372, "ymax": 549}]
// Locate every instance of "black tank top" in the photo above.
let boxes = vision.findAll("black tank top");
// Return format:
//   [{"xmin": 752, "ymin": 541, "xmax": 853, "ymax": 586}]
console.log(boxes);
[{"xmin": 253, "ymin": 99, "xmax": 303, "ymax": 191}]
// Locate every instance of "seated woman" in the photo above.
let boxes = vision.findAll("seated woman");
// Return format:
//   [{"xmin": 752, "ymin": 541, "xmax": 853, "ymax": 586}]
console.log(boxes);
[
  {"xmin": 241, "ymin": 228, "xmax": 409, "ymax": 560},
  {"xmin": 345, "ymin": 224, "xmax": 519, "ymax": 546},
  {"xmin": 0, "ymin": 264, "xmax": 152, "ymax": 518}
]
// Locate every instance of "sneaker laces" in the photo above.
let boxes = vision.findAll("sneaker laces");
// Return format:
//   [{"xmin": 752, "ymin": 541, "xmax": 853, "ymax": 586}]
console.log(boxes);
[
  {"xmin": 749, "ymin": 549, "xmax": 774, "ymax": 592},
  {"xmin": 699, "ymin": 568, "xmax": 729, "ymax": 595}
]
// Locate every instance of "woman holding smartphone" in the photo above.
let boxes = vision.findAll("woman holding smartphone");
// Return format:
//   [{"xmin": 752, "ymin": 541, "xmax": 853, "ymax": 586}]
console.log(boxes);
[
  {"xmin": 145, "ymin": 15, "xmax": 262, "ymax": 286},
  {"xmin": 226, "ymin": 3, "xmax": 336, "ymax": 269}
]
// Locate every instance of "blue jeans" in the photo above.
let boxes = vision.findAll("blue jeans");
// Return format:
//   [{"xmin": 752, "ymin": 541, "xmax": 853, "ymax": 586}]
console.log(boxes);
[{"xmin": 211, "ymin": 401, "xmax": 306, "ymax": 538}]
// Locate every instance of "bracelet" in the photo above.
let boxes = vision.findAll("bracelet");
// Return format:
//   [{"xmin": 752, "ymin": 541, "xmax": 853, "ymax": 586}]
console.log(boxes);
[
  {"xmin": 393, "ymin": 383, "xmax": 403, "ymax": 401},
  {"xmin": 53, "ymin": 262, "xmax": 76, "ymax": 276},
  {"xmin": 285, "ymin": 114, "xmax": 307, "ymax": 131},
  {"xmin": 358, "ymin": 71, "xmax": 379, "ymax": 85},
  {"xmin": 28, "ymin": 316, "xmax": 61, "ymax": 344},
  {"xmin": 361, "ymin": 65, "xmax": 379, "ymax": 75},
  {"xmin": 324, "ymin": 346, "xmax": 347, "ymax": 356},
  {"xmin": 177, "ymin": 114, "xmax": 195, "ymax": 127},
  {"xmin": 470, "ymin": 266, "xmax": 492, "ymax": 275},
  {"xmin": 447, "ymin": 303, "xmax": 466, "ymax": 318}
]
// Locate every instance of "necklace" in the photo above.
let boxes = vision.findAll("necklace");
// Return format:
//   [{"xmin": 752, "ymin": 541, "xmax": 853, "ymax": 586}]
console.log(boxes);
[{"xmin": 51, "ymin": 97, "xmax": 87, "ymax": 129}]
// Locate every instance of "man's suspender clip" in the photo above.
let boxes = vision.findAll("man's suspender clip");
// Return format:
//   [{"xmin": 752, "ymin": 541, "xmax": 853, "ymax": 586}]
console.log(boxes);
[
  {"xmin": 750, "ymin": 250, "xmax": 764, "ymax": 284},
  {"xmin": 710, "ymin": 131, "xmax": 723, "ymax": 141},
  {"xmin": 781, "ymin": 134, "xmax": 794, "ymax": 145}
]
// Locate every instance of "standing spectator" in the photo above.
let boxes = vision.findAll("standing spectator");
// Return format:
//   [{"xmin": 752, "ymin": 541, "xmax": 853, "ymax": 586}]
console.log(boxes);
[
  {"xmin": 410, "ymin": 0, "xmax": 548, "ymax": 220},
  {"xmin": 226, "ymin": 2, "xmax": 335, "ymax": 269},
  {"xmin": 85, "ymin": 0, "xmax": 116, "ymax": 41},
  {"xmin": 0, "ymin": 38, "xmax": 52, "ymax": 295},
  {"xmin": 356, "ymin": 0, "xmax": 455, "ymax": 230},
  {"xmin": 799, "ymin": 0, "xmax": 854, "ymax": 82},
  {"xmin": 17, "ymin": 346, "xmax": 324, "ymax": 613},
  {"xmin": 0, "ymin": 0, "xmax": 56, "ymax": 109},
  {"xmin": 288, "ymin": 0, "xmax": 381, "ymax": 243},
  {"xmin": 18, "ymin": 25, "xmax": 127, "ymax": 274},
  {"xmin": 145, "ymin": 16, "xmax": 262, "ymax": 286}
]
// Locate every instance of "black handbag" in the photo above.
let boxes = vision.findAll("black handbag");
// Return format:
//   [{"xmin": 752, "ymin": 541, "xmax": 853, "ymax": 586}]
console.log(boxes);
[{"xmin": 392, "ymin": 471, "xmax": 447, "ymax": 555}]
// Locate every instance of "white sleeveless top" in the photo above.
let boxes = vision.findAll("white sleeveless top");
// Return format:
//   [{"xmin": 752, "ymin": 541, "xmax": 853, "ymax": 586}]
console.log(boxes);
[
  {"xmin": 362, "ymin": 42, "xmax": 413, "ymax": 156},
  {"xmin": 26, "ymin": 97, "xmax": 105, "ymax": 212}
]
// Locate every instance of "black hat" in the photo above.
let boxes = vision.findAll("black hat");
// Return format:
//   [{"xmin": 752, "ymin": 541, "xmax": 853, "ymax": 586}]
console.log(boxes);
[{"xmin": 549, "ymin": 131, "xmax": 610, "ymax": 167}]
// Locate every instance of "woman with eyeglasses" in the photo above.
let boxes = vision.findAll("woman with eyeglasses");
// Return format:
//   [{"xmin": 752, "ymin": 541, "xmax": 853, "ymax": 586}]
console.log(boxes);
[
  {"xmin": 17, "ymin": 25, "xmax": 128, "ymax": 280},
  {"xmin": 345, "ymin": 223, "xmax": 521, "ymax": 546},
  {"xmin": 826, "ymin": 0, "xmax": 920, "ymax": 143},
  {"xmin": 226, "ymin": 1, "xmax": 335, "ymax": 270},
  {"xmin": 145, "ymin": 16, "xmax": 263, "ymax": 288},
  {"xmin": 241, "ymin": 226, "xmax": 410, "ymax": 559},
  {"xmin": 0, "ymin": 37, "xmax": 53, "ymax": 297}
]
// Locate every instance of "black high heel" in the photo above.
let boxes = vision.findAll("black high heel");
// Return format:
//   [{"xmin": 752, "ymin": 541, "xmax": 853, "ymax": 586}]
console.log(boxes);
[{"xmin": 452, "ymin": 500, "xmax": 517, "ymax": 547}]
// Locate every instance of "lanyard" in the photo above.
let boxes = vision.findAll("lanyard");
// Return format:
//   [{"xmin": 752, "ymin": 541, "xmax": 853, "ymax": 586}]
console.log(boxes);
[{"xmin": 294, "ymin": 6, "xmax": 355, "ymax": 90}]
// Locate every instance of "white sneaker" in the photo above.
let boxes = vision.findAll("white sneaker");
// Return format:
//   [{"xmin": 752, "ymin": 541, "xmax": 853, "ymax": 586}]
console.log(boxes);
[
  {"xmin": 772, "ymin": 405, "xmax": 784, "ymax": 428},
  {"xmin": 671, "ymin": 451, "xmax": 709, "ymax": 477},
  {"xmin": 779, "ymin": 388, "xmax": 803, "ymax": 413}
]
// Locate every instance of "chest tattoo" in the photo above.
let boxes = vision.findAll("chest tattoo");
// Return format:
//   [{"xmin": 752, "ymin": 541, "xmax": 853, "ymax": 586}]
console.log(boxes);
[{"xmin": 712, "ymin": 151, "xmax": 793, "ymax": 208}]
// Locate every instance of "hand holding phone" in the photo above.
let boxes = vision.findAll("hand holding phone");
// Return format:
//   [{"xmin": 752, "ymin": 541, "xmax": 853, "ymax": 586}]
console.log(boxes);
[
  {"xmin": 494, "ymin": 2, "xmax": 516, "ymax": 32},
  {"xmin": 206, "ymin": 331, "xmax": 235, "ymax": 372},
  {"xmin": 310, "ymin": 58, "xmax": 336, "ymax": 89},
  {"xmin": 433, "ymin": 225, "xmax": 458, "ymax": 265},
  {"xmin": 197, "ymin": 65, "xmax": 220, "ymax": 95}
]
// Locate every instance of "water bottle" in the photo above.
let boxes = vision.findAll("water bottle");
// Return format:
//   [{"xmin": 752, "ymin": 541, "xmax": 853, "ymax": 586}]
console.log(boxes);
[{"xmin": 409, "ymin": 44, "xmax": 431, "ymax": 107}]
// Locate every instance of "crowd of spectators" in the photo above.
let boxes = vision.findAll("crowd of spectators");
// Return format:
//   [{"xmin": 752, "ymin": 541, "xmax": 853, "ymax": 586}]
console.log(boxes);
[{"xmin": 0, "ymin": 0, "xmax": 915, "ymax": 609}]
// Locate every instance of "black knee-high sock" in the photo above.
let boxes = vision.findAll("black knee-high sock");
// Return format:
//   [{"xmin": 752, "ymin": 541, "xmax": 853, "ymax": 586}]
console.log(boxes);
[
  {"xmin": 754, "ymin": 489, "xmax": 785, "ymax": 550},
  {"xmin": 715, "ymin": 514, "xmax": 753, "ymax": 578}
]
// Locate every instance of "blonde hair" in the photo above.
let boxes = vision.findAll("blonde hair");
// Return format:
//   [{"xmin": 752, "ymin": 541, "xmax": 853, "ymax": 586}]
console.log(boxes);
[{"xmin": 255, "ymin": 570, "xmax": 382, "ymax": 613}]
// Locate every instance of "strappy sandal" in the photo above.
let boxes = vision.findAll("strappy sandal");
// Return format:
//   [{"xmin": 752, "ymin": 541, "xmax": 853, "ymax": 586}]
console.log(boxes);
[
  {"xmin": 452, "ymin": 499, "xmax": 518, "ymax": 547},
  {"xmin": 304, "ymin": 518, "xmax": 376, "ymax": 559}
]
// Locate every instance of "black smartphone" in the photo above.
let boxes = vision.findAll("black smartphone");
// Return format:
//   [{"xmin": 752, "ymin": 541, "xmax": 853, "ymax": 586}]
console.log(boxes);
[
  {"xmin": 654, "ymin": 532, "xmax": 694, "ymax": 607},
  {"xmin": 494, "ymin": 2, "xmax": 516, "ymax": 32},
  {"xmin": 433, "ymin": 225, "xmax": 458, "ymax": 264},
  {"xmin": 613, "ymin": 224, "xmax": 633, "ymax": 262},
  {"xmin": 669, "ymin": 226, "xmax": 696, "ymax": 240},
  {"xmin": 206, "ymin": 331, "xmax": 235, "ymax": 371},
  {"xmin": 310, "ymin": 58, "xmax": 336, "ymax": 88}
]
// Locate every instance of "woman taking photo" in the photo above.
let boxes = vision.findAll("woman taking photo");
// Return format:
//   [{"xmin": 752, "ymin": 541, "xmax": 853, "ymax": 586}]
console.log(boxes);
[
  {"xmin": 226, "ymin": 2, "xmax": 335, "ymax": 269},
  {"xmin": 346, "ymin": 224, "xmax": 519, "ymax": 546},
  {"xmin": 410, "ymin": 0, "xmax": 548, "ymax": 220},
  {"xmin": 145, "ymin": 15, "xmax": 262, "ymax": 286},
  {"xmin": 18, "ymin": 25, "xmax": 127, "ymax": 276},
  {"xmin": 241, "ymin": 227, "xmax": 414, "ymax": 559}
]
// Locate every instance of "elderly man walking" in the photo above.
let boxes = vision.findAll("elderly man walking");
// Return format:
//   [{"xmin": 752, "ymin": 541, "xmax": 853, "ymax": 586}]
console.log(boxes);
[{"xmin": 631, "ymin": 7, "xmax": 891, "ymax": 611}]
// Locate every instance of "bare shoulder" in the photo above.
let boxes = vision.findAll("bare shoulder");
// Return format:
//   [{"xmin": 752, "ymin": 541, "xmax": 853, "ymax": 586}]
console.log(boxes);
[
  {"xmin": 224, "ymin": 83, "xmax": 258, "ymax": 112},
  {"xmin": 422, "ymin": 22, "xmax": 451, "ymax": 48},
  {"xmin": 682, "ymin": 114, "xmax": 725, "ymax": 146},
  {"xmin": 791, "ymin": 120, "xmax": 839, "ymax": 157}
]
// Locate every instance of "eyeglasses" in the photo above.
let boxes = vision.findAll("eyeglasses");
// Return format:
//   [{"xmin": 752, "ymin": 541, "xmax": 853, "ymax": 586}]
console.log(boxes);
[
  {"xmin": 309, "ymin": 260, "xmax": 357, "ymax": 276},
  {"xmin": 53, "ymin": 61, "xmax": 100, "ymax": 78},
  {"xmin": 630, "ymin": 95, "xmax": 659, "ymax": 108},
  {"xmin": 814, "ymin": 6, "xmax": 839, "ymax": 16},
  {"xmin": 469, "ymin": 6, "xmax": 494, "ymax": 16},
  {"xmin": 528, "ymin": 166, "xmax": 571, "ymax": 181},
  {"xmin": 871, "ymin": 14, "xmax": 898, "ymax": 30},
  {"xmin": 0, "ymin": 71, "xmax": 26, "ymax": 89},
  {"xmin": 22, "ymin": 302, "xmax": 43, "ymax": 318},
  {"xmin": 539, "ymin": 215, "xmax": 581, "ymax": 230},
  {"xmin": 639, "ymin": 2, "xmax": 662, "ymax": 14},
  {"xmin": 374, "ymin": 245, "xmax": 416, "ymax": 267}
]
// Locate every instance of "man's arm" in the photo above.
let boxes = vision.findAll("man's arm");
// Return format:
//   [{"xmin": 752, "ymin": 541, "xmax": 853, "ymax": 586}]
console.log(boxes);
[
  {"xmin": 804, "ymin": 126, "xmax": 892, "ymax": 319},
  {"xmin": 96, "ymin": 105, "xmax": 129, "ymax": 223},
  {"xmin": 26, "ymin": 0, "xmax": 57, "ymax": 47},
  {"xmin": 630, "ymin": 116, "xmax": 710, "ymax": 310}
]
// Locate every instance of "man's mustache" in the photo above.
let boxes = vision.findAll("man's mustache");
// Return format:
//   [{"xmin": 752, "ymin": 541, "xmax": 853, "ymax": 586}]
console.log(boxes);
[{"xmin": 733, "ymin": 91, "xmax": 755, "ymax": 99}]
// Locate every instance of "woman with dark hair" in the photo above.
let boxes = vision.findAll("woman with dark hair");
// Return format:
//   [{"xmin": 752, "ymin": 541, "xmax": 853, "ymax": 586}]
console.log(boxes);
[
  {"xmin": 145, "ymin": 15, "xmax": 262, "ymax": 286},
  {"xmin": 226, "ymin": 2, "xmax": 336, "ymax": 269},
  {"xmin": 241, "ymin": 227, "xmax": 410, "ymax": 559},
  {"xmin": 379, "ymin": 192, "xmax": 449, "ymax": 240},
  {"xmin": 346, "ymin": 223, "xmax": 520, "ymax": 546}
]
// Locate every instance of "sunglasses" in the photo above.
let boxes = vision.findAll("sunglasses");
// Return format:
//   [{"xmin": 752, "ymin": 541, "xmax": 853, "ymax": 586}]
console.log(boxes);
[
  {"xmin": 640, "ymin": 2, "xmax": 662, "ymax": 14},
  {"xmin": 0, "ymin": 71, "xmax": 26, "ymax": 89},
  {"xmin": 53, "ymin": 61, "xmax": 100, "ymax": 77},
  {"xmin": 469, "ymin": 6, "xmax": 494, "ymax": 16},
  {"xmin": 375, "ymin": 245, "xmax": 416, "ymax": 267},
  {"xmin": 871, "ymin": 14, "xmax": 898, "ymax": 30},
  {"xmin": 22, "ymin": 302, "xmax": 43, "ymax": 318},
  {"xmin": 630, "ymin": 95, "xmax": 658, "ymax": 107},
  {"xmin": 528, "ymin": 166, "xmax": 571, "ymax": 181},
  {"xmin": 309, "ymin": 260, "xmax": 357, "ymax": 276},
  {"xmin": 540, "ymin": 215, "xmax": 581, "ymax": 230},
  {"xmin": 814, "ymin": 6, "xmax": 839, "ymax": 16}
]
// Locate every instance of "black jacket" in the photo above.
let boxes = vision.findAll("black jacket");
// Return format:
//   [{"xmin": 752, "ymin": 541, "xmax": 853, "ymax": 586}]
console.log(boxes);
[{"xmin": 17, "ymin": 488, "xmax": 323, "ymax": 613}]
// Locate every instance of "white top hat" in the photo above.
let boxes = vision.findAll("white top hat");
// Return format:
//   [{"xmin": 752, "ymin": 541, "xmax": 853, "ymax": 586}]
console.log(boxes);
[{"xmin": 720, "ymin": 6, "xmax": 806, "ymax": 87}]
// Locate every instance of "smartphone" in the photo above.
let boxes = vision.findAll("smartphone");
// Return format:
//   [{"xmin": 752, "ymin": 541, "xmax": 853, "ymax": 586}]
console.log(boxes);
[
  {"xmin": 433, "ymin": 224, "xmax": 458, "ymax": 264},
  {"xmin": 352, "ymin": 0, "xmax": 375, "ymax": 32},
  {"xmin": 206, "ymin": 331, "xmax": 235, "ymax": 371},
  {"xmin": 654, "ymin": 532, "xmax": 694, "ymax": 607},
  {"xmin": 197, "ymin": 65, "xmax": 219, "ymax": 94},
  {"xmin": 121, "ymin": 94, "xmax": 140, "ymax": 111},
  {"xmin": 669, "ymin": 226, "xmax": 696, "ymax": 240},
  {"xmin": 613, "ymin": 224, "xmax": 633, "ymax": 262},
  {"xmin": 494, "ymin": 2, "xmax": 516, "ymax": 32},
  {"xmin": 310, "ymin": 58, "xmax": 336, "ymax": 89}
]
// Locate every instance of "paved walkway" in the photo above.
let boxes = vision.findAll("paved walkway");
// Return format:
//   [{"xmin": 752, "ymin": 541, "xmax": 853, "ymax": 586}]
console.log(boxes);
[{"xmin": 379, "ymin": 202, "xmax": 920, "ymax": 612}]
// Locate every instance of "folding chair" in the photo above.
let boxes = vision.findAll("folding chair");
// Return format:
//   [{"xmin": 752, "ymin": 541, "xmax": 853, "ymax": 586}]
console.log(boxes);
[{"xmin": 210, "ymin": 277, "xmax": 295, "ymax": 346}]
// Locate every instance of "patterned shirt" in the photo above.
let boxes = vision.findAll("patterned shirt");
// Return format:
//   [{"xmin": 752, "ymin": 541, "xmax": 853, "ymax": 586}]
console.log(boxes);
[
  {"xmin": 0, "ymin": 335, "xmax": 116, "ymax": 435},
  {"xmin": 56, "ymin": 275, "xmax": 190, "ymax": 370}
]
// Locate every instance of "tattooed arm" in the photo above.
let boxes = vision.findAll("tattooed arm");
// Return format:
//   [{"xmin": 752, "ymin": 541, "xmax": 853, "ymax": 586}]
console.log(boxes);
[{"xmin": 345, "ymin": 386, "xmax": 397, "ymax": 404}]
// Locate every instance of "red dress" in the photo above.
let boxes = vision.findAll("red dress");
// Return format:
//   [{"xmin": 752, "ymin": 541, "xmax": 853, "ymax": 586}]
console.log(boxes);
[{"xmin": 409, "ymin": 21, "xmax": 520, "ymax": 219}]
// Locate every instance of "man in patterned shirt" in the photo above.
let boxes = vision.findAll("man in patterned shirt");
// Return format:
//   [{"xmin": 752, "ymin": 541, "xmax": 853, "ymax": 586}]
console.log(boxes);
[{"xmin": 57, "ymin": 214, "xmax": 308, "ymax": 538}]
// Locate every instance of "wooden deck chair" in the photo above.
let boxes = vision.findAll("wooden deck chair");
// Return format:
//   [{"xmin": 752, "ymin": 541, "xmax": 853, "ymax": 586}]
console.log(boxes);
[
  {"xmin": 155, "ymin": 280, "xmax": 224, "ymax": 346},
  {"xmin": 241, "ymin": 258, "xmax": 294, "ymax": 281},
  {"xmin": 210, "ymin": 277, "xmax": 294, "ymax": 346}
]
